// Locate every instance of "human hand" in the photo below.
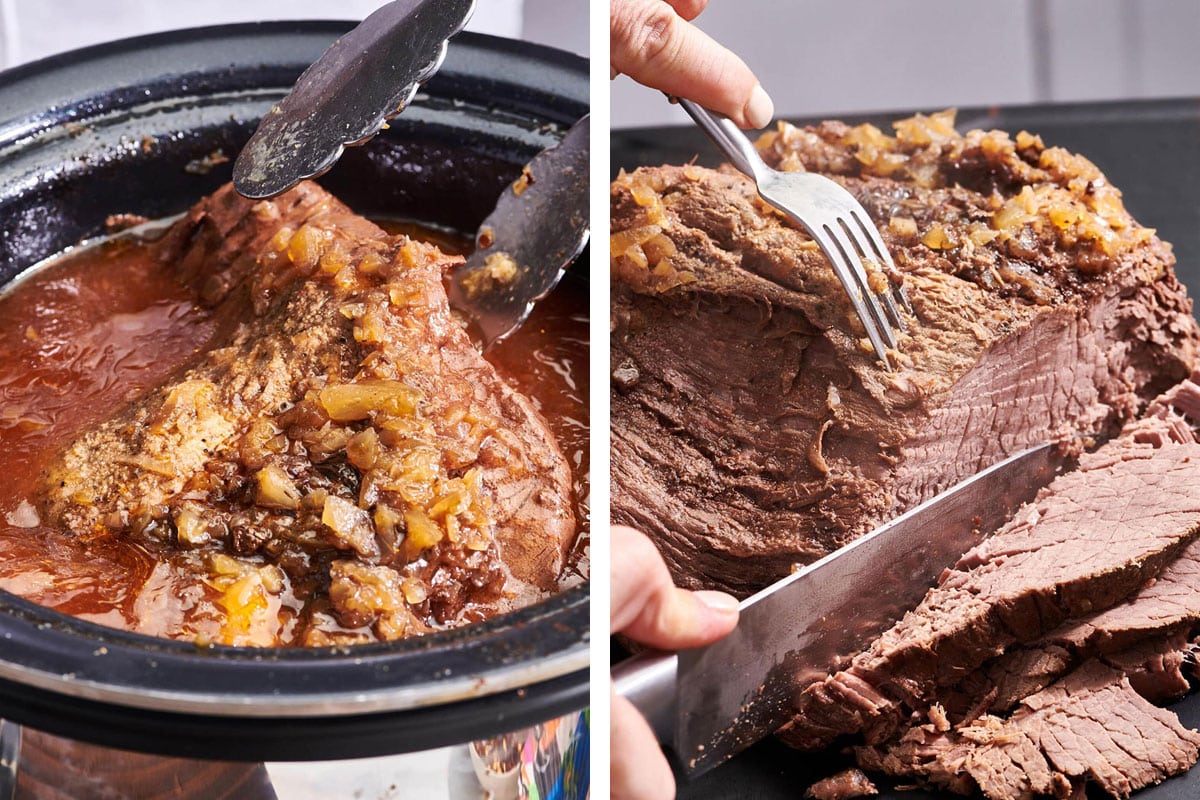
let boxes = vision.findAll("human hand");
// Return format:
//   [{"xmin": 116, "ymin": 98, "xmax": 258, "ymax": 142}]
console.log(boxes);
[
  {"xmin": 610, "ymin": 0, "xmax": 774, "ymax": 129},
  {"xmin": 610, "ymin": 525, "xmax": 740, "ymax": 800}
]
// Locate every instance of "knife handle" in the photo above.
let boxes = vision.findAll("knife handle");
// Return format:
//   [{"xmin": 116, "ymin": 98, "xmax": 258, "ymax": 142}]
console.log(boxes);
[{"xmin": 611, "ymin": 650, "xmax": 678, "ymax": 744}]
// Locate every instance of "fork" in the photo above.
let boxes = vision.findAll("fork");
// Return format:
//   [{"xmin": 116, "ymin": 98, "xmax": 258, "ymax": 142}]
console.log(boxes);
[{"xmin": 677, "ymin": 98, "xmax": 908, "ymax": 369}]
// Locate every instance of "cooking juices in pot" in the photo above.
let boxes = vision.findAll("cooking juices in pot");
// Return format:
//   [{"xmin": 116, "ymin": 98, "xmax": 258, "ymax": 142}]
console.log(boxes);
[{"xmin": 0, "ymin": 198, "xmax": 588, "ymax": 646}]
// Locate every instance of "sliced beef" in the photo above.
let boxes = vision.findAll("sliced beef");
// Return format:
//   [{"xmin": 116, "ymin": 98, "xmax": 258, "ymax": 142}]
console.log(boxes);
[
  {"xmin": 858, "ymin": 714, "xmax": 1065, "ymax": 799},
  {"xmin": 39, "ymin": 182, "xmax": 575, "ymax": 645},
  {"xmin": 886, "ymin": 374, "xmax": 1200, "ymax": 728},
  {"xmin": 785, "ymin": 374, "xmax": 1200, "ymax": 794},
  {"xmin": 611, "ymin": 111, "xmax": 1199, "ymax": 596},
  {"xmin": 943, "ymin": 633, "xmax": 1197, "ymax": 736},
  {"xmin": 859, "ymin": 661, "xmax": 1200, "ymax": 799},
  {"xmin": 940, "ymin": 644, "xmax": 1077, "ymax": 724},
  {"xmin": 777, "ymin": 419, "xmax": 1200, "ymax": 751},
  {"xmin": 1057, "ymin": 539, "xmax": 1200, "ymax": 656},
  {"xmin": 943, "ymin": 537, "xmax": 1200, "ymax": 719}
]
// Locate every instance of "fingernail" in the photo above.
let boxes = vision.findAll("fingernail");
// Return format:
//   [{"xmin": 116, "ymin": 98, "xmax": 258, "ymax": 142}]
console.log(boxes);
[
  {"xmin": 744, "ymin": 83, "xmax": 774, "ymax": 129},
  {"xmin": 696, "ymin": 590, "xmax": 739, "ymax": 615}
]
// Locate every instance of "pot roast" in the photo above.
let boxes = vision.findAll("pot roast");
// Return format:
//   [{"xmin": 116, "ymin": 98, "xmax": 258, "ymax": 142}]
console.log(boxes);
[
  {"xmin": 610, "ymin": 110, "xmax": 1200, "ymax": 797},
  {"xmin": 611, "ymin": 111, "xmax": 1199, "ymax": 598},
  {"xmin": 37, "ymin": 181, "xmax": 576, "ymax": 646}
]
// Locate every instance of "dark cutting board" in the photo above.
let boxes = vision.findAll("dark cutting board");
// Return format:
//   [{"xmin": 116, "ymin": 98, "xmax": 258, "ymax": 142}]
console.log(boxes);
[{"xmin": 610, "ymin": 98, "xmax": 1200, "ymax": 800}]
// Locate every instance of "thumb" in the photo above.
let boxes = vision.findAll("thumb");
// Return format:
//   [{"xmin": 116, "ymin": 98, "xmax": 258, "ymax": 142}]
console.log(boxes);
[
  {"xmin": 611, "ymin": 526, "xmax": 739, "ymax": 650},
  {"xmin": 611, "ymin": 0, "xmax": 774, "ymax": 129},
  {"xmin": 623, "ymin": 587, "xmax": 740, "ymax": 651}
]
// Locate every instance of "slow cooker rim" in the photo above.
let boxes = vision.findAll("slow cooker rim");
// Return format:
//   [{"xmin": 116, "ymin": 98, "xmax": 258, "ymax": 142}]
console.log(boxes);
[
  {"xmin": 0, "ymin": 586, "xmax": 590, "ymax": 717},
  {"xmin": 0, "ymin": 22, "xmax": 589, "ymax": 92},
  {"xmin": 0, "ymin": 22, "xmax": 589, "ymax": 148}
]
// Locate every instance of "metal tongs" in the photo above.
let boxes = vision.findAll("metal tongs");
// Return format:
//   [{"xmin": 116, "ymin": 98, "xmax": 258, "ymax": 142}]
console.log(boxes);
[
  {"xmin": 447, "ymin": 115, "xmax": 590, "ymax": 349},
  {"xmin": 232, "ymin": 0, "xmax": 588, "ymax": 348},
  {"xmin": 234, "ymin": 0, "xmax": 477, "ymax": 200},
  {"xmin": 677, "ymin": 98, "xmax": 909, "ymax": 368}
]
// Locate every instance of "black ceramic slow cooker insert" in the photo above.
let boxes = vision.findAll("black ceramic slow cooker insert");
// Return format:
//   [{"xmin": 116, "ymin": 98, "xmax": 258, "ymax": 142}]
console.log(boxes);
[{"xmin": 0, "ymin": 21, "xmax": 589, "ymax": 761}]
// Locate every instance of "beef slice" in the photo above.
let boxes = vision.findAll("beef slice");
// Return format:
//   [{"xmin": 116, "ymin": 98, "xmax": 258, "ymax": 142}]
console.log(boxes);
[{"xmin": 860, "ymin": 661, "xmax": 1200, "ymax": 800}]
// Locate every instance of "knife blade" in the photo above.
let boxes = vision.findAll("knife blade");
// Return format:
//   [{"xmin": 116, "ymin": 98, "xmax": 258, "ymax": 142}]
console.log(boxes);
[{"xmin": 613, "ymin": 441, "xmax": 1071, "ymax": 777}]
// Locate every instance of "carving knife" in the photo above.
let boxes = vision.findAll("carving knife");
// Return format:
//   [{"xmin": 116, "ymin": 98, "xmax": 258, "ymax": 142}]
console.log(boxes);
[{"xmin": 613, "ymin": 442, "xmax": 1070, "ymax": 777}]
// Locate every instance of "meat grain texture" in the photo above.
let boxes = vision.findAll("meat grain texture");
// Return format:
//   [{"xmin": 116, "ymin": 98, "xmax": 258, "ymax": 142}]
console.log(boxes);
[
  {"xmin": 42, "ymin": 182, "xmax": 575, "ymax": 646},
  {"xmin": 611, "ymin": 110, "xmax": 1198, "ymax": 597},
  {"xmin": 610, "ymin": 111, "xmax": 1200, "ymax": 798}
]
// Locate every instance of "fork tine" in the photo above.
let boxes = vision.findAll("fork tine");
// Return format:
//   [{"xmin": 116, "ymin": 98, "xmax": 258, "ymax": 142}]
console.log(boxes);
[
  {"xmin": 843, "ymin": 213, "xmax": 905, "ymax": 331},
  {"xmin": 827, "ymin": 220, "xmax": 898, "ymax": 351},
  {"xmin": 839, "ymin": 212, "xmax": 904, "ymax": 332},
  {"xmin": 847, "ymin": 206, "xmax": 896, "ymax": 271},
  {"xmin": 808, "ymin": 223, "xmax": 892, "ymax": 369},
  {"xmin": 876, "ymin": 282, "xmax": 904, "ymax": 330},
  {"xmin": 849, "ymin": 207, "xmax": 912, "ymax": 319}
]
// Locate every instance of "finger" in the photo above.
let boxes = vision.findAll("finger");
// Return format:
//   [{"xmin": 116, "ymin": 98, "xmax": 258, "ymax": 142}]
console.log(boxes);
[
  {"xmin": 611, "ymin": 526, "xmax": 739, "ymax": 649},
  {"xmin": 611, "ymin": 689, "xmax": 676, "ymax": 800},
  {"xmin": 662, "ymin": 0, "xmax": 709, "ymax": 22},
  {"xmin": 610, "ymin": 0, "xmax": 774, "ymax": 129}
]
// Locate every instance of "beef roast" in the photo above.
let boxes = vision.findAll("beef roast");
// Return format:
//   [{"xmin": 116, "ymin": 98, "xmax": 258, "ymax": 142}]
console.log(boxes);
[
  {"xmin": 805, "ymin": 768, "xmax": 879, "ymax": 800},
  {"xmin": 611, "ymin": 110, "xmax": 1199, "ymax": 596},
  {"xmin": 39, "ymin": 182, "xmax": 575, "ymax": 646}
]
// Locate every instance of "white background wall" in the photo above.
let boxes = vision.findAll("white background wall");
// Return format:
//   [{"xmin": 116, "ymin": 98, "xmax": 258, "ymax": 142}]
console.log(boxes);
[
  {"xmin": 612, "ymin": 0, "xmax": 1200, "ymax": 128},
  {"xmin": 0, "ymin": 0, "xmax": 588, "ymax": 67}
]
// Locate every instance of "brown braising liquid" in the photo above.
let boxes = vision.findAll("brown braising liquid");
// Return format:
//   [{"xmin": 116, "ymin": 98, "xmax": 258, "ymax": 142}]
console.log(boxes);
[{"xmin": 0, "ymin": 219, "xmax": 588, "ymax": 639}]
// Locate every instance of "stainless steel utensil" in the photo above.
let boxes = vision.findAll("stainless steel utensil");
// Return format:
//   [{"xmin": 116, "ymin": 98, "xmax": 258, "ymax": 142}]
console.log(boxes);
[
  {"xmin": 0, "ymin": 720, "xmax": 19, "ymax": 800},
  {"xmin": 677, "ymin": 98, "xmax": 908, "ymax": 369},
  {"xmin": 613, "ymin": 442, "xmax": 1069, "ymax": 776},
  {"xmin": 233, "ymin": 0, "xmax": 475, "ymax": 199},
  {"xmin": 448, "ymin": 115, "xmax": 590, "ymax": 349},
  {"xmin": 231, "ymin": 0, "xmax": 586, "ymax": 349}
]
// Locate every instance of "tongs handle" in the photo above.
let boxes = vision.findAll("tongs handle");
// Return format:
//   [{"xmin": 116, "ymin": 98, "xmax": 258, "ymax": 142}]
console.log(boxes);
[
  {"xmin": 611, "ymin": 649, "xmax": 678, "ymax": 745},
  {"xmin": 675, "ymin": 97, "xmax": 768, "ymax": 181}
]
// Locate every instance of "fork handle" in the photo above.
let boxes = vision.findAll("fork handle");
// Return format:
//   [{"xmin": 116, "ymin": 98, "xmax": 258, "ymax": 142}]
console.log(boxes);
[{"xmin": 676, "ymin": 98, "xmax": 767, "ymax": 180}]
